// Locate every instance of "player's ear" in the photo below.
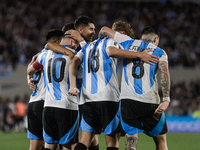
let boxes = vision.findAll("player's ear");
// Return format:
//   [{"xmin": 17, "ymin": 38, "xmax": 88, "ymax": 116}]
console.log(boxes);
[
  {"xmin": 70, "ymin": 39, "xmax": 73, "ymax": 45},
  {"xmin": 154, "ymin": 36, "xmax": 159, "ymax": 45},
  {"xmin": 119, "ymin": 31, "xmax": 125, "ymax": 35},
  {"xmin": 56, "ymin": 40, "xmax": 60, "ymax": 44},
  {"xmin": 78, "ymin": 27, "xmax": 83, "ymax": 34}
]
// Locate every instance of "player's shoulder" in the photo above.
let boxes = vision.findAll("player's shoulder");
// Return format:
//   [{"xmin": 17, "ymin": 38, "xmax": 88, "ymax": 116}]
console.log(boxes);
[
  {"xmin": 146, "ymin": 43, "xmax": 167, "ymax": 57},
  {"xmin": 37, "ymin": 49, "xmax": 48, "ymax": 60}
]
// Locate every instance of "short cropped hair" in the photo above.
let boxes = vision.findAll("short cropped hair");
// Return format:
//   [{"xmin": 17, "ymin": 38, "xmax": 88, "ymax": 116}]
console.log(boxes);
[
  {"xmin": 74, "ymin": 15, "xmax": 94, "ymax": 30},
  {"xmin": 62, "ymin": 22, "xmax": 75, "ymax": 33},
  {"xmin": 112, "ymin": 21, "xmax": 134, "ymax": 39},
  {"xmin": 46, "ymin": 29, "xmax": 64, "ymax": 43},
  {"xmin": 141, "ymin": 26, "xmax": 160, "ymax": 37}
]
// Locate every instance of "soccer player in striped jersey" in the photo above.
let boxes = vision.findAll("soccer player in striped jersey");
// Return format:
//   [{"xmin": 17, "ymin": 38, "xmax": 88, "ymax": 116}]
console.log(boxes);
[
  {"xmin": 26, "ymin": 30, "xmax": 67, "ymax": 150},
  {"xmin": 27, "ymin": 29, "xmax": 79, "ymax": 150},
  {"xmin": 46, "ymin": 20, "xmax": 98, "ymax": 150},
  {"xmin": 100, "ymin": 22, "xmax": 170, "ymax": 150},
  {"xmin": 139, "ymin": 26, "xmax": 169, "ymax": 150},
  {"xmin": 68, "ymin": 34, "xmax": 122, "ymax": 150},
  {"xmin": 63, "ymin": 16, "xmax": 99, "ymax": 150},
  {"xmin": 27, "ymin": 52, "xmax": 45, "ymax": 150},
  {"xmin": 74, "ymin": 16, "xmax": 99, "ymax": 150}
]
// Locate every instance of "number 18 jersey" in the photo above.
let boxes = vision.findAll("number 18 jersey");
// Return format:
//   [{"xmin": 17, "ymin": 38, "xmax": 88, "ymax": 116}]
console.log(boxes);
[
  {"xmin": 76, "ymin": 37, "xmax": 120, "ymax": 104},
  {"xmin": 114, "ymin": 32, "xmax": 168, "ymax": 104}
]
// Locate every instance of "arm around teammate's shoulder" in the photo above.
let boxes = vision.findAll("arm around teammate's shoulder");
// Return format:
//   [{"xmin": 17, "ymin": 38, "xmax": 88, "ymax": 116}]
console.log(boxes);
[
  {"xmin": 106, "ymin": 46, "xmax": 158, "ymax": 65},
  {"xmin": 45, "ymin": 42, "xmax": 75, "ymax": 60},
  {"xmin": 100, "ymin": 26, "xmax": 116, "ymax": 39}
]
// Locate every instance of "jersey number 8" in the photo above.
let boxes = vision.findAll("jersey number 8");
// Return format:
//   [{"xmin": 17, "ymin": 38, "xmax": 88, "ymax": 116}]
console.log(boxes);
[{"xmin": 132, "ymin": 60, "xmax": 144, "ymax": 79}]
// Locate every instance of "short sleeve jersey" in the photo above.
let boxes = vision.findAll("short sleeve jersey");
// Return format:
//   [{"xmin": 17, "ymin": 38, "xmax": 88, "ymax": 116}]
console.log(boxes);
[
  {"xmin": 114, "ymin": 32, "xmax": 168, "ymax": 104},
  {"xmin": 36, "ymin": 46, "xmax": 78, "ymax": 110},
  {"xmin": 75, "ymin": 37, "xmax": 120, "ymax": 104}
]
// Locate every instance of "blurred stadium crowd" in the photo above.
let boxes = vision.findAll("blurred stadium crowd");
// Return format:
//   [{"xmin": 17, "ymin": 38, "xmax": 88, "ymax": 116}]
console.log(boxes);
[
  {"xmin": 0, "ymin": 0, "xmax": 200, "ymax": 131},
  {"xmin": 1, "ymin": 0, "xmax": 200, "ymax": 68}
]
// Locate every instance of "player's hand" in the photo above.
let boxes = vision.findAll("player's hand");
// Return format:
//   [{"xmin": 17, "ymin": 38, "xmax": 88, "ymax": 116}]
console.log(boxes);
[
  {"xmin": 140, "ymin": 49, "xmax": 159, "ymax": 65},
  {"xmin": 154, "ymin": 101, "xmax": 169, "ymax": 115},
  {"xmin": 68, "ymin": 87, "xmax": 80, "ymax": 96},
  {"xmin": 44, "ymin": 43, "xmax": 48, "ymax": 49},
  {"xmin": 28, "ymin": 78, "xmax": 36, "ymax": 91},
  {"xmin": 98, "ymin": 28, "xmax": 107, "ymax": 39},
  {"xmin": 65, "ymin": 30, "xmax": 84, "ymax": 43}
]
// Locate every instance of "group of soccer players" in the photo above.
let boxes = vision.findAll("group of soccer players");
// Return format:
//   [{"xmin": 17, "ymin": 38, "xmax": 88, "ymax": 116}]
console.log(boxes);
[{"xmin": 26, "ymin": 15, "xmax": 170, "ymax": 150}]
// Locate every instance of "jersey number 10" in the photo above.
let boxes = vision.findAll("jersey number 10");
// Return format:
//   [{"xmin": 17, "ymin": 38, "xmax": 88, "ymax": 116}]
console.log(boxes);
[{"xmin": 47, "ymin": 58, "xmax": 66, "ymax": 83}]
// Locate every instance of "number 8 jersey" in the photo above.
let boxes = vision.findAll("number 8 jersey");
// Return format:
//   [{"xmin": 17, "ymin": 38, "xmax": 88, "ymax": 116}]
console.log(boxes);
[
  {"xmin": 36, "ymin": 47, "xmax": 78, "ymax": 110},
  {"xmin": 76, "ymin": 37, "xmax": 120, "ymax": 104},
  {"xmin": 114, "ymin": 32, "xmax": 168, "ymax": 104}
]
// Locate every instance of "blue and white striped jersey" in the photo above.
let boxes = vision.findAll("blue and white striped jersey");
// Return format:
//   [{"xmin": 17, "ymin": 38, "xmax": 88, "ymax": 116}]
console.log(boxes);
[
  {"xmin": 114, "ymin": 32, "xmax": 168, "ymax": 104},
  {"xmin": 36, "ymin": 46, "xmax": 78, "ymax": 110},
  {"xmin": 76, "ymin": 37, "xmax": 120, "ymax": 104},
  {"xmin": 29, "ymin": 69, "xmax": 46, "ymax": 103}
]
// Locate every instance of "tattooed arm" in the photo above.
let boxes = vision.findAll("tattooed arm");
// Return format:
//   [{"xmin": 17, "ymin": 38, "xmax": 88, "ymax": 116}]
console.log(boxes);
[{"xmin": 155, "ymin": 60, "xmax": 170, "ymax": 114}]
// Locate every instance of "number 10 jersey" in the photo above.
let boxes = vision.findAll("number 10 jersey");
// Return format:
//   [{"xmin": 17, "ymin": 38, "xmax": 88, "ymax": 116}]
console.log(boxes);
[{"xmin": 36, "ymin": 47, "xmax": 78, "ymax": 110}]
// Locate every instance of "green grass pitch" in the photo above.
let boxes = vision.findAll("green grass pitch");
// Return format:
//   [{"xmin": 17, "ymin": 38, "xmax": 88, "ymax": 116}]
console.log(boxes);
[{"xmin": 0, "ymin": 132, "xmax": 200, "ymax": 150}]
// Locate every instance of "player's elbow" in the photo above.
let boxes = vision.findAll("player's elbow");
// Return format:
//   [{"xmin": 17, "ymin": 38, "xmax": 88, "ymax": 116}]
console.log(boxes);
[
  {"xmin": 27, "ymin": 68, "xmax": 33, "ymax": 75},
  {"xmin": 45, "ymin": 42, "xmax": 51, "ymax": 49},
  {"xmin": 27, "ymin": 66, "xmax": 36, "ymax": 75},
  {"xmin": 68, "ymin": 52, "xmax": 75, "ymax": 61},
  {"xmin": 106, "ymin": 47, "xmax": 116, "ymax": 57}
]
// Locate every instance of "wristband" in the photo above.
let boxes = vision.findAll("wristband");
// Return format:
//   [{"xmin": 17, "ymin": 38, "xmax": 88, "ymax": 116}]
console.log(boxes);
[
  {"xmin": 163, "ymin": 97, "xmax": 170, "ymax": 102},
  {"xmin": 80, "ymin": 41, "xmax": 87, "ymax": 48}
]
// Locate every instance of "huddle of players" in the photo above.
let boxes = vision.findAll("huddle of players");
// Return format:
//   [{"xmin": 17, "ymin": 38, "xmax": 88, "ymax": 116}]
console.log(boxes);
[{"xmin": 27, "ymin": 16, "xmax": 170, "ymax": 150}]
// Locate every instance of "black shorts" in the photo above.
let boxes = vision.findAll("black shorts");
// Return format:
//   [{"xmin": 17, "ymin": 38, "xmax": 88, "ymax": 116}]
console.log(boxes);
[
  {"xmin": 81, "ymin": 101, "xmax": 121, "ymax": 135},
  {"xmin": 79, "ymin": 104, "xmax": 83, "ymax": 126},
  {"xmin": 27, "ymin": 100, "xmax": 44, "ymax": 140},
  {"xmin": 121, "ymin": 99, "xmax": 167, "ymax": 137},
  {"xmin": 43, "ymin": 107, "xmax": 79, "ymax": 145}
]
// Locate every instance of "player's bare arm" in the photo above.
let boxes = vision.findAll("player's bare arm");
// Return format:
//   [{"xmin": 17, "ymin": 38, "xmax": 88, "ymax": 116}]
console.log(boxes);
[
  {"xmin": 66, "ymin": 30, "xmax": 85, "ymax": 43},
  {"xmin": 107, "ymin": 46, "xmax": 159, "ymax": 65},
  {"xmin": 99, "ymin": 26, "xmax": 116, "ymax": 39},
  {"xmin": 27, "ymin": 63, "xmax": 38, "ymax": 76},
  {"xmin": 68, "ymin": 56, "xmax": 81, "ymax": 96},
  {"xmin": 155, "ymin": 61, "xmax": 170, "ymax": 114},
  {"xmin": 45, "ymin": 42, "xmax": 75, "ymax": 60},
  {"xmin": 27, "ymin": 53, "xmax": 40, "ymax": 90},
  {"xmin": 102, "ymin": 27, "xmax": 159, "ymax": 65},
  {"xmin": 66, "ymin": 30, "xmax": 87, "ymax": 48}
]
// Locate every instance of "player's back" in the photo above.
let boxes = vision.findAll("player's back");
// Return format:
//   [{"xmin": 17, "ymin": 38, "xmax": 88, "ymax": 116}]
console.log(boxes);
[
  {"xmin": 38, "ymin": 49, "xmax": 78, "ymax": 110},
  {"xmin": 119, "ymin": 38, "xmax": 167, "ymax": 104},
  {"xmin": 78, "ymin": 37, "xmax": 120, "ymax": 103}
]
